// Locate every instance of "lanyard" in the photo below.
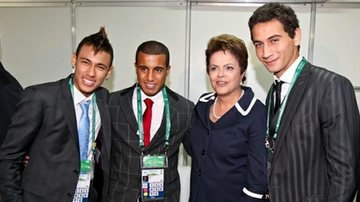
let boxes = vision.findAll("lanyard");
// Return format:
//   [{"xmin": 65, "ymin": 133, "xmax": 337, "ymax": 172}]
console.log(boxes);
[
  {"xmin": 69, "ymin": 75, "xmax": 97, "ymax": 157},
  {"xmin": 136, "ymin": 84, "xmax": 171, "ymax": 150},
  {"xmin": 266, "ymin": 58, "xmax": 307, "ymax": 140}
]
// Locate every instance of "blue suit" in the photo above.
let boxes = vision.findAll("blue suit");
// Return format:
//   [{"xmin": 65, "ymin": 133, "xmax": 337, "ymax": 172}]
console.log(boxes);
[{"xmin": 187, "ymin": 86, "xmax": 268, "ymax": 202}]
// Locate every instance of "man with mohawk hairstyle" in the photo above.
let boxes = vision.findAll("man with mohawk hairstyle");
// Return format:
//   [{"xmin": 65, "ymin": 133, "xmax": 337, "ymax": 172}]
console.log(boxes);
[{"xmin": 0, "ymin": 27, "xmax": 113, "ymax": 202}]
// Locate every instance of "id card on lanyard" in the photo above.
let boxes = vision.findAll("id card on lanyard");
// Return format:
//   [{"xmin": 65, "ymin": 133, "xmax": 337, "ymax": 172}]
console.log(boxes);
[
  {"xmin": 69, "ymin": 75, "xmax": 97, "ymax": 202},
  {"xmin": 73, "ymin": 160, "xmax": 92, "ymax": 202},
  {"xmin": 140, "ymin": 155, "xmax": 168, "ymax": 201},
  {"xmin": 136, "ymin": 84, "xmax": 171, "ymax": 201}
]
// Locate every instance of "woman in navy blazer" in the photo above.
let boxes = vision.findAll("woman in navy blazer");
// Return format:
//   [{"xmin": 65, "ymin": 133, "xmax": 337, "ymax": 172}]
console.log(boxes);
[{"xmin": 187, "ymin": 34, "xmax": 268, "ymax": 201}]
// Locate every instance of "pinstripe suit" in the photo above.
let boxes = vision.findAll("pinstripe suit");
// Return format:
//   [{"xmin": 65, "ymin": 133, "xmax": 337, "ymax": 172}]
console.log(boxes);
[
  {"xmin": 107, "ymin": 84, "xmax": 194, "ymax": 202},
  {"xmin": 267, "ymin": 62, "xmax": 360, "ymax": 202}
]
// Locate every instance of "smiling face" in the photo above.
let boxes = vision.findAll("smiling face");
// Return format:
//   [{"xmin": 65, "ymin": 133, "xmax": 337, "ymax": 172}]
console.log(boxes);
[
  {"xmin": 252, "ymin": 19, "xmax": 301, "ymax": 78},
  {"xmin": 72, "ymin": 44, "xmax": 112, "ymax": 97},
  {"xmin": 135, "ymin": 51, "xmax": 170, "ymax": 96},
  {"xmin": 208, "ymin": 50, "xmax": 243, "ymax": 97}
]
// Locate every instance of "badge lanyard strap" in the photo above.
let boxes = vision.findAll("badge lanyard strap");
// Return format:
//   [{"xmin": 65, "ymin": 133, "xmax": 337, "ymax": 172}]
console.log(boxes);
[
  {"xmin": 136, "ymin": 84, "xmax": 171, "ymax": 150},
  {"xmin": 266, "ymin": 58, "xmax": 307, "ymax": 140},
  {"xmin": 69, "ymin": 75, "xmax": 97, "ymax": 157}
]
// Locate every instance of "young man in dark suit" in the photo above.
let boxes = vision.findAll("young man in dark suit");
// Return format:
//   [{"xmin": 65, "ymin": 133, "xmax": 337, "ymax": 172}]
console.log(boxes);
[
  {"xmin": 0, "ymin": 27, "xmax": 113, "ymax": 202},
  {"xmin": 249, "ymin": 3, "xmax": 359, "ymax": 202},
  {"xmin": 108, "ymin": 40, "xmax": 194, "ymax": 202}
]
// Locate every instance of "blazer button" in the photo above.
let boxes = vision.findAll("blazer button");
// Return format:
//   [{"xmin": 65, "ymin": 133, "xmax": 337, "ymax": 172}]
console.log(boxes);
[
  {"xmin": 73, "ymin": 169, "xmax": 79, "ymax": 175},
  {"xmin": 198, "ymin": 169, "xmax": 201, "ymax": 176},
  {"xmin": 67, "ymin": 193, "xmax": 72, "ymax": 198},
  {"xmin": 201, "ymin": 149, "xmax": 205, "ymax": 155}
]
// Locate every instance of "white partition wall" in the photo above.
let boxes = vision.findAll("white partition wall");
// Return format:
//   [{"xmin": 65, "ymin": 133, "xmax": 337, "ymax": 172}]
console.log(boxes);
[
  {"xmin": 313, "ymin": 3, "xmax": 360, "ymax": 84},
  {"xmin": 1, "ymin": 1, "xmax": 359, "ymax": 102},
  {"xmin": 188, "ymin": 3, "xmax": 312, "ymax": 103},
  {"xmin": 0, "ymin": 6, "xmax": 72, "ymax": 87},
  {"xmin": 75, "ymin": 3, "xmax": 187, "ymax": 93},
  {"xmin": 1, "ymin": 1, "xmax": 360, "ymax": 201}
]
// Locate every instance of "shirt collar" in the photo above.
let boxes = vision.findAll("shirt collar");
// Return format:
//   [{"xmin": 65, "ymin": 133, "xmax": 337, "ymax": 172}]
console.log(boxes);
[
  {"xmin": 274, "ymin": 56, "xmax": 302, "ymax": 84},
  {"xmin": 73, "ymin": 85, "xmax": 93, "ymax": 105},
  {"xmin": 133, "ymin": 86, "xmax": 164, "ymax": 106}
]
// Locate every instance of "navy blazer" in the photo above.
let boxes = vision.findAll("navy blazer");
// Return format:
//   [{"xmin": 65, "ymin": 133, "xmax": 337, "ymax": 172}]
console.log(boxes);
[
  {"xmin": 0, "ymin": 75, "xmax": 111, "ymax": 202},
  {"xmin": 188, "ymin": 86, "xmax": 268, "ymax": 202}
]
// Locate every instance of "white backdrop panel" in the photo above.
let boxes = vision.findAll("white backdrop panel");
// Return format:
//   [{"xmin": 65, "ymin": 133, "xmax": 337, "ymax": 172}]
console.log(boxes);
[
  {"xmin": 313, "ymin": 6, "xmax": 360, "ymax": 86},
  {"xmin": 189, "ymin": 4, "xmax": 311, "ymax": 104},
  {"xmin": 76, "ymin": 5, "xmax": 187, "ymax": 94},
  {"xmin": 0, "ymin": 7, "xmax": 72, "ymax": 88}
]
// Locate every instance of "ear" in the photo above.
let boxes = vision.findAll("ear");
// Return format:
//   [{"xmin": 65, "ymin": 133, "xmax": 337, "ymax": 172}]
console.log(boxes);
[
  {"xmin": 294, "ymin": 28, "xmax": 301, "ymax": 47},
  {"xmin": 166, "ymin": 65, "xmax": 171, "ymax": 75},
  {"xmin": 106, "ymin": 66, "xmax": 113, "ymax": 79},
  {"xmin": 71, "ymin": 52, "xmax": 77, "ymax": 68}
]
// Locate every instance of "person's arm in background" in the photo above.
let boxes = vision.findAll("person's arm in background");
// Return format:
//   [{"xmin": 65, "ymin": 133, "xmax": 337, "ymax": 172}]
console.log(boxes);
[
  {"xmin": 0, "ymin": 87, "xmax": 42, "ymax": 202},
  {"xmin": 182, "ymin": 102, "xmax": 196, "ymax": 157},
  {"xmin": 0, "ymin": 66, "xmax": 23, "ymax": 147}
]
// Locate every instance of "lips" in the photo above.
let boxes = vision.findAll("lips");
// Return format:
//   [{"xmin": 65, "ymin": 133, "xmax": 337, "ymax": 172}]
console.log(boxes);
[
  {"xmin": 145, "ymin": 83, "xmax": 156, "ymax": 89},
  {"xmin": 264, "ymin": 58, "xmax": 277, "ymax": 66},
  {"xmin": 83, "ymin": 77, "xmax": 96, "ymax": 87},
  {"xmin": 216, "ymin": 81, "xmax": 227, "ymax": 86}
]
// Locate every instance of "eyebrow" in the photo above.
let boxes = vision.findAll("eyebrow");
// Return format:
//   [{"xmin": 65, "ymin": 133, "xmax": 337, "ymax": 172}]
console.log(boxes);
[
  {"xmin": 268, "ymin": 34, "xmax": 282, "ymax": 40},
  {"xmin": 253, "ymin": 34, "xmax": 282, "ymax": 43}
]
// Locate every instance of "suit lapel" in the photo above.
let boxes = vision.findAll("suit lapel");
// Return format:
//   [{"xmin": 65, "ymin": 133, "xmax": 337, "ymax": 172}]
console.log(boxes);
[
  {"xmin": 95, "ymin": 88, "xmax": 111, "ymax": 162},
  {"xmin": 118, "ymin": 86, "xmax": 141, "ymax": 152},
  {"xmin": 270, "ymin": 64, "xmax": 312, "ymax": 174},
  {"xmin": 59, "ymin": 76, "xmax": 79, "ymax": 152}
]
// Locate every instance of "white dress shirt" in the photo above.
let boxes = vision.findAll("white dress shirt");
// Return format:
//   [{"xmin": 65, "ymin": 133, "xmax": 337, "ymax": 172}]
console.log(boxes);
[
  {"xmin": 132, "ymin": 87, "xmax": 164, "ymax": 141},
  {"xmin": 275, "ymin": 56, "xmax": 303, "ymax": 102}
]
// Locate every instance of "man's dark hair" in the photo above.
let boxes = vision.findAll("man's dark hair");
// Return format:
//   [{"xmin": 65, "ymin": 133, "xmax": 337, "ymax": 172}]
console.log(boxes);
[
  {"xmin": 76, "ymin": 26, "xmax": 114, "ymax": 66},
  {"xmin": 248, "ymin": 3, "xmax": 299, "ymax": 41},
  {"xmin": 135, "ymin": 40, "xmax": 170, "ymax": 67}
]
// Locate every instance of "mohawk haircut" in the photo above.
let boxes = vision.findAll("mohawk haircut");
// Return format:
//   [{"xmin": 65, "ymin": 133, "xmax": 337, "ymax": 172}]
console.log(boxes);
[{"xmin": 75, "ymin": 26, "xmax": 114, "ymax": 66}]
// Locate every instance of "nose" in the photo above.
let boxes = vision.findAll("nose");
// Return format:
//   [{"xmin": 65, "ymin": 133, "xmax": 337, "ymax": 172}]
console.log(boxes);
[
  {"xmin": 87, "ymin": 65, "xmax": 96, "ymax": 76},
  {"xmin": 147, "ymin": 70, "xmax": 154, "ymax": 81},
  {"xmin": 217, "ymin": 67, "xmax": 225, "ymax": 77},
  {"xmin": 262, "ymin": 43, "xmax": 272, "ymax": 59}
]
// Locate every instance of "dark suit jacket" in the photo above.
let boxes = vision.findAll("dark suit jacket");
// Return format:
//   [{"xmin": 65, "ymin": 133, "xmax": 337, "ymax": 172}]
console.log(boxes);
[
  {"xmin": 0, "ymin": 75, "xmax": 111, "ymax": 202},
  {"xmin": 0, "ymin": 62, "xmax": 23, "ymax": 147},
  {"xmin": 107, "ymin": 84, "xmax": 194, "ymax": 202},
  {"xmin": 267, "ymin": 62, "xmax": 360, "ymax": 202}
]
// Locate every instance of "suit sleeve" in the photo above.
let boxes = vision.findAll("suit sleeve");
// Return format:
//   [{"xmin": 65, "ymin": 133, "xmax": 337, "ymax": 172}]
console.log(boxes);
[
  {"xmin": 0, "ymin": 87, "xmax": 44, "ymax": 202},
  {"xmin": 241, "ymin": 103, "xmax": 268, "ymax": 201},
  {"xmin": 322, "ymin": 76, "xmax": 359, "ymax": 201},
  {"xmin": 0, "ymin": 83, "xmax": 23, "ymax": 146},
  {"xmin": 183, "ymin": 105, "xmax": 196, "ymax": 157}
]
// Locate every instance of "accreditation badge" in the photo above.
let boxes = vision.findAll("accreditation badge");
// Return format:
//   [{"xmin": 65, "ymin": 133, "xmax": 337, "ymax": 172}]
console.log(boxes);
[
  {"xmin": 73, "ymin": 160, "xmax": 92, "ymax": 202},
  {"xmin": 140, "ymin": 155, "xmax": 168, "ymax": 201}
]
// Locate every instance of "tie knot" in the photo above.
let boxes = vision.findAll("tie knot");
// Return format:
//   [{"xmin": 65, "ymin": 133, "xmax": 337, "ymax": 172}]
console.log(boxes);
[
  {"xmin": 274, "ymin": 80, "xmax": 284, "ymax": 90},
  {"xmin": 144, "ymin": 98, "xmax": 153, "ymax": 108},
  {"xmin": 275, "ymin": 80, "xmax": 284, "ymax": 86},
  {"xmin": 80, "ymin": 100, "xmax": 91, "ymax": 112}
]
